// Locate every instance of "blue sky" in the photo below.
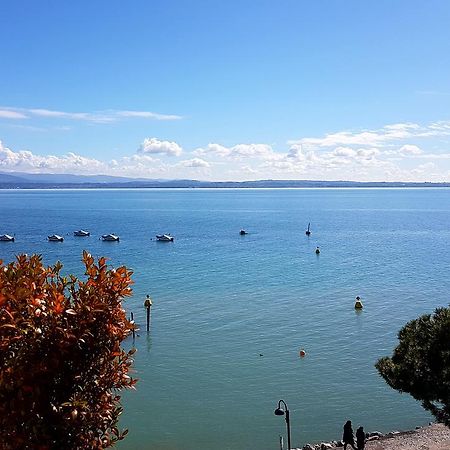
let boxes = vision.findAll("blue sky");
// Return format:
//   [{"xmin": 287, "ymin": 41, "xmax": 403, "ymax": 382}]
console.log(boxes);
[{"xmin": 1, "ymin": 0, "xmax": 450, "ymax": 181}]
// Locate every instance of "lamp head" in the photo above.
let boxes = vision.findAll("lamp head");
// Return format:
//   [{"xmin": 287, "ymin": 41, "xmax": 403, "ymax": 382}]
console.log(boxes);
[{"xmin": 274, "ymin": 408, "xmax": 285, "ymax": 416}]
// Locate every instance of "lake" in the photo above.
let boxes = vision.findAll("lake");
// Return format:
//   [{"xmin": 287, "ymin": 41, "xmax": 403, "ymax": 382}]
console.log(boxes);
[{"xmin": 1, "ymin": 188, "xmax": 449, "ymax": 449}]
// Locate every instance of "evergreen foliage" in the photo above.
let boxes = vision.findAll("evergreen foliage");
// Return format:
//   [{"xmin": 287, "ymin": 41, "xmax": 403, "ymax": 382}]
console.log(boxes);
[{"xmin": 376, "ymin": 307, "xmax": 450, "ymax": 426}]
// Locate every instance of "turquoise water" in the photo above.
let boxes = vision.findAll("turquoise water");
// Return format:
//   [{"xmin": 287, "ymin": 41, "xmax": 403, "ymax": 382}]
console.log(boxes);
[{"xmin": 1, "ymin": 188, "xmax": 449, "ymax": 450}]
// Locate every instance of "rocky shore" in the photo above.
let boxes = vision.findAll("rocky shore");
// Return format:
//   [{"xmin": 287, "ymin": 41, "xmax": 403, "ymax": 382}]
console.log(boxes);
[{"xmin": 293, "ymin": 423, "xmax": 450, "ymax": 450}]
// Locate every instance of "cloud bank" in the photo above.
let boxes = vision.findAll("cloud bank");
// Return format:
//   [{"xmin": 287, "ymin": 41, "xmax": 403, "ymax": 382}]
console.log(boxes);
[{"xmin": 1, "ymin": 120, "xmax": 450, "ymax": 182}]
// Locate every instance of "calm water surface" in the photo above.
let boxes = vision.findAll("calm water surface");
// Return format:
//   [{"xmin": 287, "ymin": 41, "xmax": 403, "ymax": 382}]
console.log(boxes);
[{"xmin": 1, "ymin": 188, "xmax": 449, "ymax": 450}]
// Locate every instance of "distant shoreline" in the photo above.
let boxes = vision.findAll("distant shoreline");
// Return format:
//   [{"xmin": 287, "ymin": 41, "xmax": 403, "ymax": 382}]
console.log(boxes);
[
  {"xmin": 1, "ymin": 180, "xmax": 450, "ymax": 190},
  {"xmin": 1, "ymin": 171, "xmax": 450, "ymax": 189}
]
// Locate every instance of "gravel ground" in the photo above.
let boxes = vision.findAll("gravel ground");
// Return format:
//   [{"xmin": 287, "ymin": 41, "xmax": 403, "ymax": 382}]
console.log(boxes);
[{"xmin": 365, "ymin": 424, "xmax": 450, "ymax": 450}]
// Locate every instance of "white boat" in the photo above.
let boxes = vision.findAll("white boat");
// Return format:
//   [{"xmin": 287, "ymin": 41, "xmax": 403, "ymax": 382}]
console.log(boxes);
[
  {"xmin": 102, "ymin": 234, "xmax": 120, "ymax": 242},
  {"xmin": 0, "ymin": 234, "xmax": 15, "ymax": 242},
  {"xmin": 74, "ymin": 230, "xmax": 90, "ymax": 237},
  {"xmin": 156, "ymin": 234, "xmax": 174, "ymax": 242},
  {"xmin": 48, "ymin": 234, "xmax": 64, "ymax": 242}
]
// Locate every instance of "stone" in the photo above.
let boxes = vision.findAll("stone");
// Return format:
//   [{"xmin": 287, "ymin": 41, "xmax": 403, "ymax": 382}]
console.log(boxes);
[
  {"xmin": 367, "ymin": 436, "xmax": 380, "ymax": 441},
  {"xmin": 369, "ymin": 431, "xmax": 383, "ymax": 437},
  {"xmin": 302, "ymin": 444, "xmax": 315, "ymax": 450},
  {"xmin": 321, "ymin": 443, "xmax": 333, "ymax": 449},
  {"xmin": 386, "ymin": 431, "xmax": 400, "ymax": 437}
]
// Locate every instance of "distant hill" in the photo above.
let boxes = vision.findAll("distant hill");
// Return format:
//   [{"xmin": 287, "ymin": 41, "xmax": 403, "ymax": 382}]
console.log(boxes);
[
  {"xmin": 0, "ymin": 171, "xmax": 448, "ymax": 189},
  {"xmin": 0, "ymin": 172, "xmax": 149, "ymax": 184}
]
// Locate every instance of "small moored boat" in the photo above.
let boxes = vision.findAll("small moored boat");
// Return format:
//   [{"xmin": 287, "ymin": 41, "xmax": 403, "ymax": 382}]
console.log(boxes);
[
  {"xmin": 0, "ymin": 234, "xmax": 15, "ymax": 242},
  {"xmin": 239, "ymin": 229, "xmax": 247, "ymax": 235},
  {"xmin": 74, "ymin": 230, "xmax": 90, "ymax": 237},
  {"xmin": 156, "ymin": 234, "xmax": 174, "ymax": 242},
  {"xmin": 48, "ymin": 234, "xmax": 64, "ymax": 242},
  {"xmin": 102, "ymin": 234, "xmax": 120, "ymax": 242}
]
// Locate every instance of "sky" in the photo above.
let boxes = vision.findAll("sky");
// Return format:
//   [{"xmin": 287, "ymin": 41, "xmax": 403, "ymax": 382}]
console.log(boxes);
[{"xmin": 1, "ymin": 0, "xmax": 450, "ymax": 182}]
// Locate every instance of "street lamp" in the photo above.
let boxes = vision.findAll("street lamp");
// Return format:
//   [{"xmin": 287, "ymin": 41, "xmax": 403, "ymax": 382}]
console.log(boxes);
[{"xmin": 274, "ymin": 399, "xmax": 291, "ymax": 450}]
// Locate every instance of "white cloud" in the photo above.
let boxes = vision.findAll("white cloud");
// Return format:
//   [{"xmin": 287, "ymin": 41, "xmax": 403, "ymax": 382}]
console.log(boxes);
[
  {"xmin": 195, "ymin": 143, "xmax": 230, "ymax": 158},
  {"xmin": 0, "ymin": 106, "xmax": 182, "ymax": 123},
  {"xmin": 195, "ymin": 143, "xmax": 279, "ymax": 161},
  {"xmin": 411, "ymin": 153, "xmax": 450, "ymax": 160},
  {"xmin": 29, "ymin": 109, "xmax": 96, "ymax": 120},
  {"xmin": 383, "ymin": 123, "xmax": 420, "ymax": 131},
  {"xmin": 5, "ymin": 124, "xmax": 48, "ymax": 132},
  {"xmin": 229, "ymin": 144, "xmax": 274, "ymax": 159},
  {"xmin": 286, "ymin": 144, "xmax": 318, "ymax": 163},
  {"xmin": 180, "ymin": 158, "xmax": 210, "ymax": 168},
  {"xmin": 293, "ymin": 129, "xmax": 404, "ymax": 148},
  {"xmin": 0, "ymin": 141, "xmax": 104, "ymax": 173},
  {"xmin": 116, "ymin": 110, "xmax": 182, "ymax": 120},
  {"xmin": 0, "ymin": 110, "xmax": 28, "ymax": 119},
  {"xmin": 331, "ymin": 147, "xmax": 357, "ymax": 157},
  {"xmin": 356, "ymin": 148, "xmax": 380, "ymax": 158},
  {"xmin": 415, "ymin": 162, "xmax": 436, "ymax": 171},
  {"xmin": 191, "ymin": 134, "xmax": 442, "ymax": 180},
  {"xmin": 289, "ymin": 122, "xmax": 450, "ymax": 149},
  {"xmin": 286, "ymin": 144, "xmax": 303, "ymax": 159},
  {"xmin": 138, "ymin": 138, "xmax": 182, "ymax": 157},
  {"xmin": 399, "ymin": 144, "xmax": 423, "ymax": 155}
]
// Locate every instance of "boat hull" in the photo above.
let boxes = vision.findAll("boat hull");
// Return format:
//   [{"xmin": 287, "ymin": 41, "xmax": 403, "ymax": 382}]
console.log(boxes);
[
  {"xmin": 74, "ymin": 230, "xmax": 90, "ymax": 237},
  {"xmin": 156, "ymin": 234, "xmax": 174, "ymax": 242},
  {"xmin": 102, "ymin": 234, "xmax": 120, "ymax": 242},
  {"xmin": 48, "ymin": 235, "xmax": 64, "ymax": 242},
  {"xmin": 0, "ymin": 234, "xmax": 14, "ymax": 242}
]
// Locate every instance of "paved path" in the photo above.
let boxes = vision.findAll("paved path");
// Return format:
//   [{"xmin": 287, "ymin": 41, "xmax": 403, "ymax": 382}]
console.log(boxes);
[{"xmin": 366, "ymin": 424, "xmax": 450, "ymax": 450}]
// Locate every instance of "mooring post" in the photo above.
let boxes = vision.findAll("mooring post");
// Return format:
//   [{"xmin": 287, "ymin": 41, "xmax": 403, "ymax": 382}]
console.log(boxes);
[
  {"xmin": 144, "ymin": 294, "xmax": 152, "ymax": 332},
  {"xmin": 130, "ymin": 312, "xmax": 135, "ymax": 339}
]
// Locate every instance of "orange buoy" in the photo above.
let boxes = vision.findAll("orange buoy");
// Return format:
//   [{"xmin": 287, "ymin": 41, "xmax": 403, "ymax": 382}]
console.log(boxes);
[{"xmin": 299, "ymin": 349, "xmax": 306, "ymax": 357}]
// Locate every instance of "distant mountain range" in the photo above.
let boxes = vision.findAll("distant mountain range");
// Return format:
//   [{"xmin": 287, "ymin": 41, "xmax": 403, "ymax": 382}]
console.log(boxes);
[{"xmin": 0, "ymin": 171, "xmax": 449, "ymax": 189}]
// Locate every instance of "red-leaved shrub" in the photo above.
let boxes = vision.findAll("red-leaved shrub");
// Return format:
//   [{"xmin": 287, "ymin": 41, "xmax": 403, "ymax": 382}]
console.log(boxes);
[{"xmin": 0, "ymin": 252, "xmax": 137, "ymax": 449}]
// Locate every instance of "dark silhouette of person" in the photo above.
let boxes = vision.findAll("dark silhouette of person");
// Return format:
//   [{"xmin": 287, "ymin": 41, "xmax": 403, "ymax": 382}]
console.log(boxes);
[
  {"xmin": 342, "ymin": 420, "xmax": 357, "ymax": 450},
  {"xmin": 356, "ymin": 426, "xmax": 365, "ymax": 450}
]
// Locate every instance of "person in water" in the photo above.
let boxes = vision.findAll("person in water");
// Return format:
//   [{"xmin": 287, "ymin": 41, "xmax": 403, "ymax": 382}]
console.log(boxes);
[
  {"xmin": 342, "ymin": 420, "xmax": 357, "ymax": 450},
  {"xmin": 356, "ymin": 426, "xmax": 366, "ymax": 450}
]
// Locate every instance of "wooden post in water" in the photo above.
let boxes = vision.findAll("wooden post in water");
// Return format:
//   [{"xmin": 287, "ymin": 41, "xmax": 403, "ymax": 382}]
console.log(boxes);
[{"xmin": 144, "ymin": 294, "xmax": 153, "ymax": 332}]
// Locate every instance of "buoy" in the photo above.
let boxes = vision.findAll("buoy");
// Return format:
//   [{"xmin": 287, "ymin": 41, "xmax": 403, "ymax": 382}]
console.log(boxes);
[
  {"xmin": 299, "ymin": 349, "xmax": 306, "ymax": 357},
  {"xmin": 306, "ymin": 222, "xmax": 311, "ymax": 236},
  {"xmin": 315, "ymin": 247, "xmax": 320, "ymax": 254},
  {"xmin": 354, "ymin": 296, "xmax": 363, "ymax": 309}
]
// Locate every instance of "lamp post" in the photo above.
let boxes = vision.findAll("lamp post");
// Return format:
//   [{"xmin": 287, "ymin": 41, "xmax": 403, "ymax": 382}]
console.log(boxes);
[{"xmin": 274, "ymin": 399, "xmax": 291, "ymax": 450}]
